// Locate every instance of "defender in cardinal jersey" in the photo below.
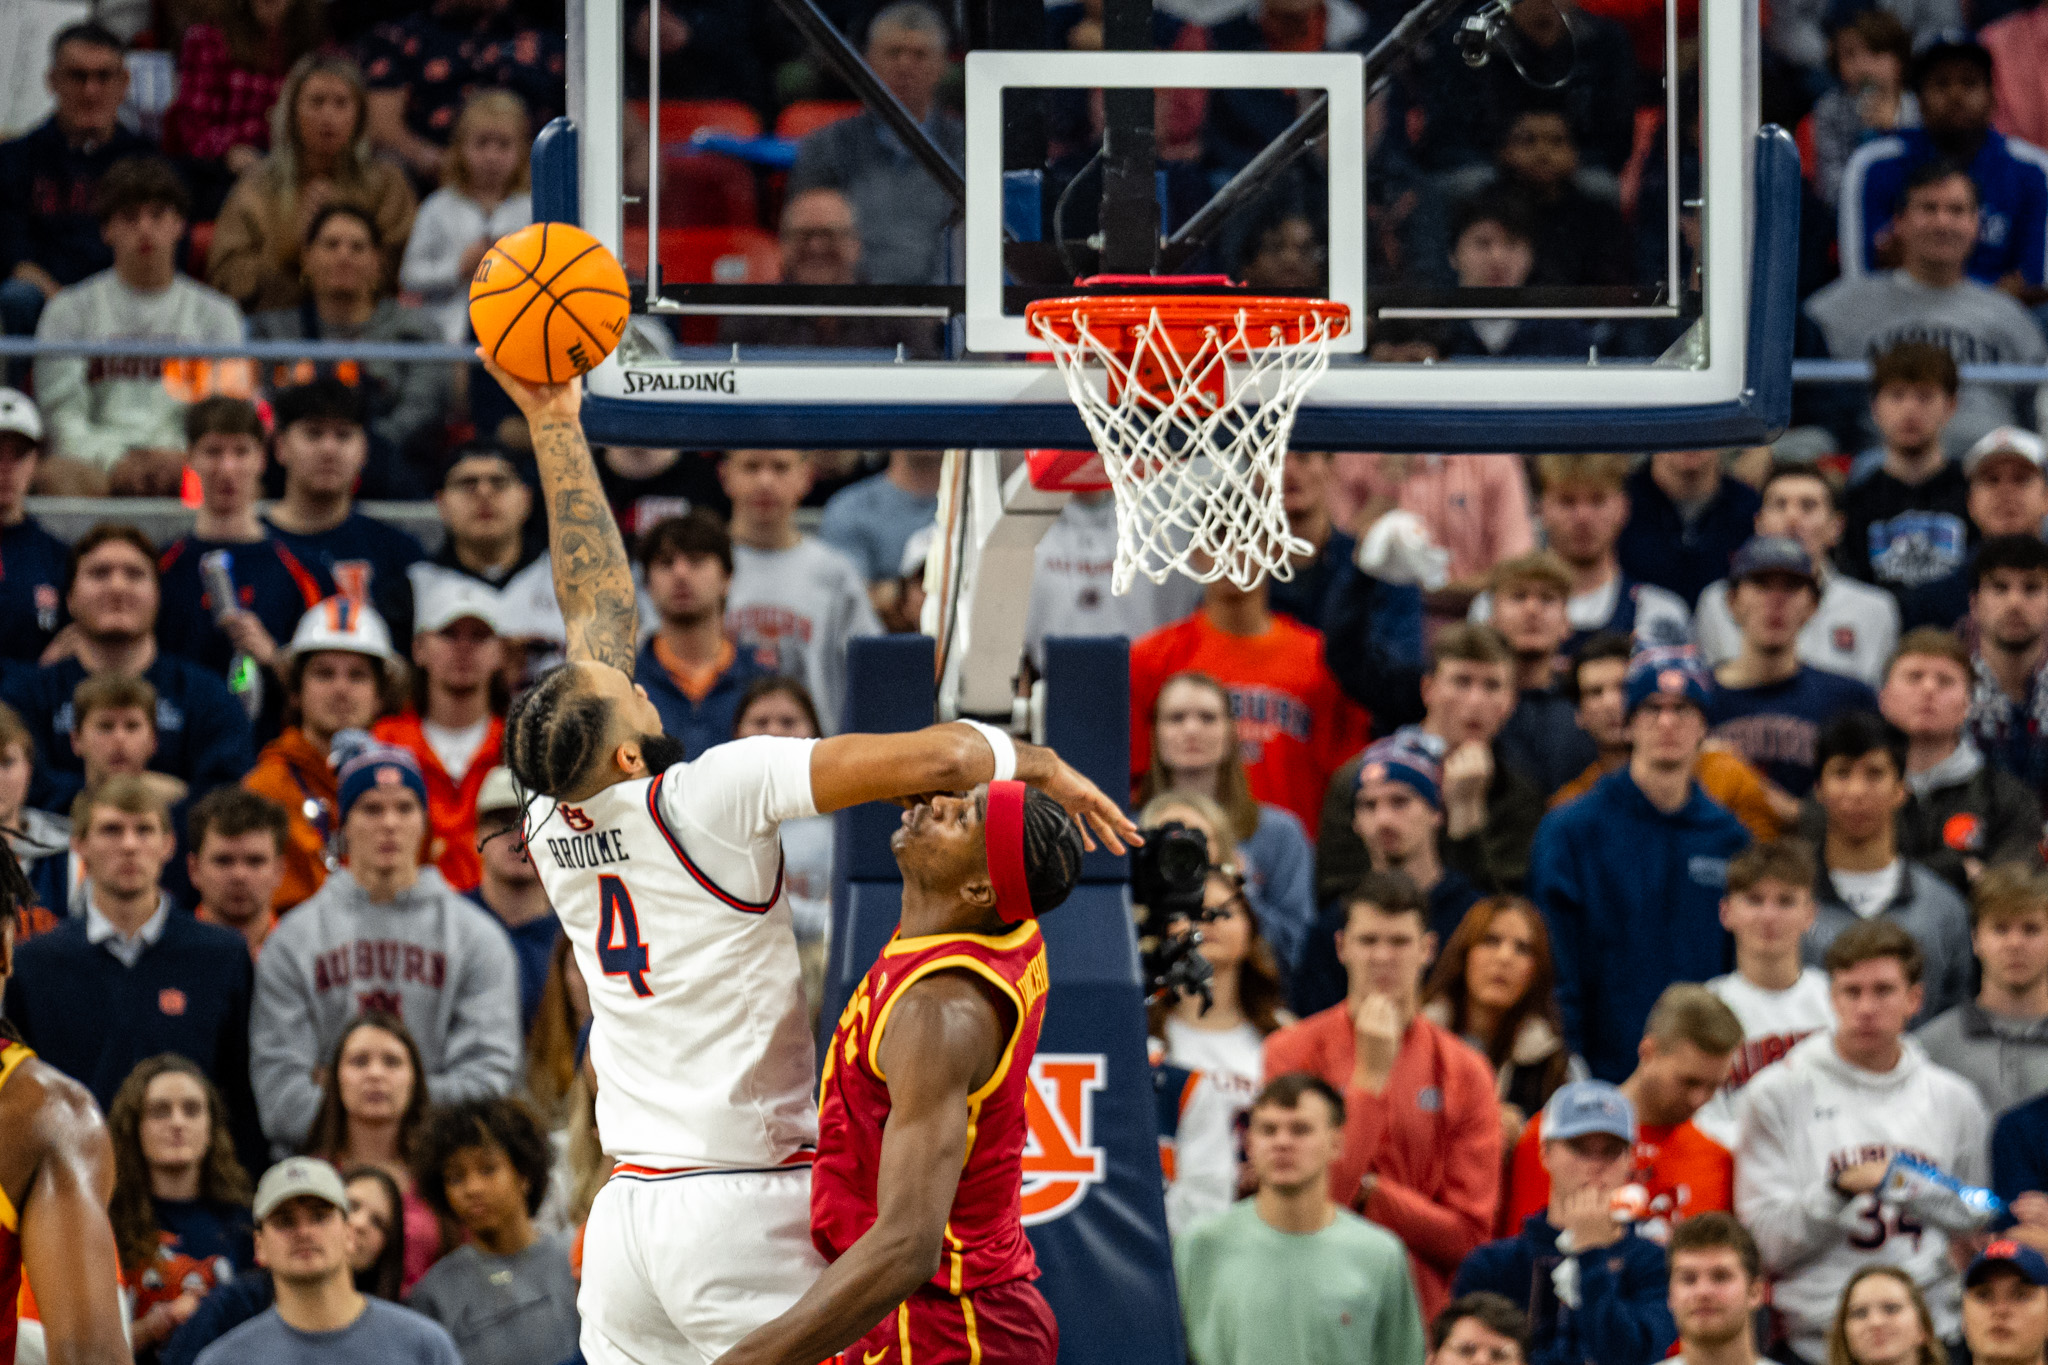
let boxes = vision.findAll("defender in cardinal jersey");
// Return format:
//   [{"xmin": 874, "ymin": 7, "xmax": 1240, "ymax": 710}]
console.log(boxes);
[
  {"xmin": 0, "ymin": 898, "xmax": 130, "ymax": 1365},
  {"xmin": 485, "ymin": 358, "xmax": 1135, "ymax": 1365},
  {"xmin": 711, "ymin": 783, "xmax": 1085, "ymax": 1365}
]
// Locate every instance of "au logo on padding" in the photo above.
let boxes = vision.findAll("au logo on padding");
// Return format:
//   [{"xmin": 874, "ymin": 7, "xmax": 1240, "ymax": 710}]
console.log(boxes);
[{"xmin": 1021, "ymin": 1053, "xmax": 1107, "ymax": 1225}]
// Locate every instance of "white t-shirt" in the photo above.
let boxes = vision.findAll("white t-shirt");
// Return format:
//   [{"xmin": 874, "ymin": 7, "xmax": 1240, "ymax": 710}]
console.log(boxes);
[
  {"xmin": 1832, "ymin": 861, "xmax": 1905, "ymax": 919},
  {"xmin": 1162, "ymin": 1016, "xmax": 1265, "ymax": 1115},
  {"xmin": 422, "ymin": 717, "xmax": 490, "ymax": 783},
  {"xmin": 726, "ymin": 538, "xmax": 881, "ymax": 735},
  {"xmin": 1158, "ymin": 1016, "xmax": 1265, "ymax": 1235},
  {"xmin": 1694, "ymin": 967, "xmax": 1836, "ymax": 1147}
]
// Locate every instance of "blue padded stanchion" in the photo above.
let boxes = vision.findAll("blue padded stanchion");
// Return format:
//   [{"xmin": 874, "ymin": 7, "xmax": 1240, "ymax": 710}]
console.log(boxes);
[{"xmin": 822, "ymin": 633, "xmax": 1183, "ymax": 1365}]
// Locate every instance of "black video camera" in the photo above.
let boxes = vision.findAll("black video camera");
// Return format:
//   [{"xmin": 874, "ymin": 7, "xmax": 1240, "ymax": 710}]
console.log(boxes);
[{"xmin": 1131, "ymin": 820, "xmax": 1217, "ymax": 1010}]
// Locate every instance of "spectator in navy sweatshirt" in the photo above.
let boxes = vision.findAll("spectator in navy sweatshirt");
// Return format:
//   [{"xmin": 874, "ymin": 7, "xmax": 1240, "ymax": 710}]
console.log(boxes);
[
  {"xmin": 2, "ymin": 523, "xmax": 255, "ymax": 815},
  {"xmin": 0, "ymin": 22, "xmax": 156, "ymax": 345},
  {"xmin": 1618, "ymin": 451, "xmax": 1763, "ymax": 611},
  {"xmin": 158, "ymin": 396, "xmax": 333, "ymax": 687},
  {"xmin": 1529, "ymin": 646, "xmax": 1751, "ymax": 1081},
  {"xmin": 261, "ymin": 380, "xmax": 424, "ymax": 646},
  {"xmin": 0, "ymin": 390, "xmax": 74, "ymax": 664},
  {"xmin": 1993, "ymin": 1088, "xmax": 2048, "ymax": 1251},
  {"xmin": 1, "ymin": 775, "xmax": 263, "ymax": 1169},
  {"xmin": 1705, "ymin": 537, "xmax": 1881, "ymax": 800},
  {"xmin": 1452, "ymin": 1080, "xmax": 1678, "ymax": 1365}
]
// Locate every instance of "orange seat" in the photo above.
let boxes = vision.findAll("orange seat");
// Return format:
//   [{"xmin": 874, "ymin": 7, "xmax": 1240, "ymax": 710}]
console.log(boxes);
[
  {"xmin": 775, "ymin": 100, "xmax": 863, "ymax": 140},
  {"xmin": 620, "ymin": 225, "xmax": 779, "ymax": 342},
  {"xmin": 658, "ymin": 152, "xmax": 760, "ymax": 227},
  {"xmin": 621, "ymin": 225, "xmax": 780, "ymax": 285},
  {"xmin": 627, "ymin": 98, "xmax": 763, "ymax": 146}
]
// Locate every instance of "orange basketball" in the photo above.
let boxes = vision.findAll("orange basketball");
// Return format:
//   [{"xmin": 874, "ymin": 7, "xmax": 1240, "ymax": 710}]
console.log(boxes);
[{"xmin": 469, "ymin": 222, "xmax": 631, "ymax": 384}]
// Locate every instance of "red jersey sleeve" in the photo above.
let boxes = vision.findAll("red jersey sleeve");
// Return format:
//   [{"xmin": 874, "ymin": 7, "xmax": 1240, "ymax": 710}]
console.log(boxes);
[{"xmin": 1505, "ymin": 1111, "xmax": 1550, "ymax": 1232}]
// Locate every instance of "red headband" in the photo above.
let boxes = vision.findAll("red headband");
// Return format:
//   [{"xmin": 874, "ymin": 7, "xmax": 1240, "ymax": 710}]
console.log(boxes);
[{"xmin": 984, "ymin": 780, "xmax": 1034, "ymax": 923}]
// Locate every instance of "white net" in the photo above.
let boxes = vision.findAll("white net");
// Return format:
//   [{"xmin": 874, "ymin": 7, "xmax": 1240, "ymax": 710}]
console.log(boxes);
[{"xmin": 1030, "ymin": 299, "xmax": 1344, "ymax": 595}]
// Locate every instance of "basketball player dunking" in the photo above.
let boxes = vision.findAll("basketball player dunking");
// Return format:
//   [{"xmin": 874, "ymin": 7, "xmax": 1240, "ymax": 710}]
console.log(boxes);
[
  {"xmin": 0, "ymin": 874, "xmax": 133, "ymax": 1365},
  {"xmin": 478, "ymin": 356, "xmax": 1135, "ymax": 1365},
  {"xmin": 714, "ymin": 782, "xmax": 1085, "ymax": 1365}
]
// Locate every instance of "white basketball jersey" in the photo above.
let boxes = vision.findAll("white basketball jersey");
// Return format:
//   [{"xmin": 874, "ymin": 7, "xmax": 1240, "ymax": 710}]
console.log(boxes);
[{"xmin": 526, "ymin": 735, "xmax": 821, "ymax": 1169}]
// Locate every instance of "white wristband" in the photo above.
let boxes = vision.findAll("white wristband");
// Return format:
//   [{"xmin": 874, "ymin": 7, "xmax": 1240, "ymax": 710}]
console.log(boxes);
[{"xmin": 963, "ymin": 721, "xmax": 1017, "ymax": 782}]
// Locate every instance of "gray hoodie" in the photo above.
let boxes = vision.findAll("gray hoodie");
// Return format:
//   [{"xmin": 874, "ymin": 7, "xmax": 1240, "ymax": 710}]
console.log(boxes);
[
  {"xmin": 1915, "ymin": 1001, "xmax": 2048, "ymax": 1119},
  {"xmin": 251, "ymin": 866, "xmax": 521, "ymax": 1149},
  {"xmin": 1806, "ymin": 859, "xmax": 1974, "ymax": 1024}
]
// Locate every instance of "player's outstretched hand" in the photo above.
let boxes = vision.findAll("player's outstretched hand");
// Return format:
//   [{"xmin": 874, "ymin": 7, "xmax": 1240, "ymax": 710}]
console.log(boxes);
[
  {"xmin": 1040, "ymin": 757, "xmax": 1140, "ymax": 855},
  {"xmin": 477, "ymin": 347, "xmax": 583, "ymax": 423}
]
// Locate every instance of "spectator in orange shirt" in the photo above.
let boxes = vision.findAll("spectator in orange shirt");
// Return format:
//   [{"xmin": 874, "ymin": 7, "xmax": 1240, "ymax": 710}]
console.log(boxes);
[
  {"xmin": 1317, "ymin": 624, "xmax": 1546, "ymax": 903},
  {"xmin": 1502, "ymin": 983, "xmax": 1741, "ymax": 1240},
  {"xmin": 244, "ymin": 597, "xmax": 405, "ymax": 911},
  {"xmin": 1130, "ymin": 571, "xmax": 1369, "ymax": 834},
  {"xmin": 1264, "ymin": 870, "xmax": 1501, "ymax": 1320},
  {"xmin": 1552, "ymin": 631, "xmax": 1790, "ymax": 841},
  {"xmin": 371, "ymin": 575, "xmax": 506, "ymax": 893}
]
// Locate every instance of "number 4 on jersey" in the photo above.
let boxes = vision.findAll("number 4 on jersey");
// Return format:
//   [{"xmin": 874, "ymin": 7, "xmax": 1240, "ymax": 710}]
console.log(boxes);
[{"xmin": 597, "ymin": 875, "xmax": 654, "ymax": 997}]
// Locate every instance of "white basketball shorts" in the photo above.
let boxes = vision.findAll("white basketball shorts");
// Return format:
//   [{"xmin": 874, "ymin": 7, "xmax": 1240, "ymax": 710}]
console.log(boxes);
[{"xmin": 578, "ymin": 1162, "xmax": 827, "ymax": 1365}]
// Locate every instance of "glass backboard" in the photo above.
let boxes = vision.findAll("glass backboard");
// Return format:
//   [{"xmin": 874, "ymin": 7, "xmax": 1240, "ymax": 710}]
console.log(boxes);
[{"xmin": 544, "ymin": 0, "xmax": 1790, "ymax": 451}]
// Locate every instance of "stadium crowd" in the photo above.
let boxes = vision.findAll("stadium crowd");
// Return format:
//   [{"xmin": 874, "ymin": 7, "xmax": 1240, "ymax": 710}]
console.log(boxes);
[{"xmin": 14, "ymin": 0, "xmax": 2048, "ymax": 1363}]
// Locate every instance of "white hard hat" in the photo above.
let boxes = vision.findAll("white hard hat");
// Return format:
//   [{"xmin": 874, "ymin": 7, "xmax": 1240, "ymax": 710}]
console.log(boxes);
[
  {"xmin": 283, "ymin": 596, "xmax": 405, "ymax": 683},
  {"xmin": 0, "ymin": 389, "xmax": 42, "ymax": 444},
  {"xmin": 414, "ymin": 572, "xmax": 504, "ymax": 636}
]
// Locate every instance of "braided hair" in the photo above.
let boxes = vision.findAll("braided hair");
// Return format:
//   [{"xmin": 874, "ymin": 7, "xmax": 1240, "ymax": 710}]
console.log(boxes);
[
  {"xmin": 1020, "ymin": 787, "xmax": 1085, "ymax": 918},
  {"xmin": 0, "ymin": 836, "xmax": 35, "ymax": 1045},
  {"xmin": 504, "ymin": 664, "xmax": 615, "ymax": 798}
]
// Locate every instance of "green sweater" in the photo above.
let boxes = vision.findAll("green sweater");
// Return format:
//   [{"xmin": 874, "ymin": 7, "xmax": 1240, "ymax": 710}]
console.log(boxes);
[{"xmin": 1174, "ymin": 1200, "xmax": 1427, "ymax": 1365}]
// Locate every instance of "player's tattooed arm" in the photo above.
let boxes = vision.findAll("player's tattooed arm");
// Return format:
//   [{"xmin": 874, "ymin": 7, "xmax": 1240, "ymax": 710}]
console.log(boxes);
[
  {"xmin": 476, "ymin": 353, "xmax": 639, "ymax": 672},
  {"xmin": 709, "ymin": 975, "xmax": 1001, "ymax": 1365}
]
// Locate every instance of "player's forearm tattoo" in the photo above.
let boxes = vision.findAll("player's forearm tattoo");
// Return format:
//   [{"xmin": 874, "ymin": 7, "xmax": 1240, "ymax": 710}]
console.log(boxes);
[{"xmin": 532, "ymin": 415, "xmax": 638, "ymax": 672}]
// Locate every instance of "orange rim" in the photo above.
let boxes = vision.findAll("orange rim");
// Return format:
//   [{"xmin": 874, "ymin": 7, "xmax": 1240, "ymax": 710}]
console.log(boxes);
[{"xmin": 1024, "ymin": 293, "xmax": 1350, "ymax": 349}]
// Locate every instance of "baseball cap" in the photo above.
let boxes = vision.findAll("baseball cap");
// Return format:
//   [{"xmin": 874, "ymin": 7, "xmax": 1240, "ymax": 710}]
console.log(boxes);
[
  {"xmin": 414, "ymin": 573, "xmax": 504, "ymax": 636},
  {"xmin": 1911, "ymin": 30, "xmax": 1993, "ymax": 89},
  {"xmin": 1542, "ymin": 1080, "xmax": 1636, "ymax": 1144},
  {"xmin": 1963, "ymin": 426, "xmax": 2048, "ymax": 478},
  {"xmin": 283, "ymin": 596, "xmax": 405, "ymax": 682},
  {"xmin": 1622, "ymin": 644, "xmax": 1714, "ymax": 719},
  {"xmin": 253, "ymin": 1156, "xmax": 350, "ymax": 1221},
  {"xmin": 477, "ymin": 764, "xmax": 521, "ymax": 818},
  {"xmin": 1728, "ymin": 535, "xmax": 1819, "ymax": 588},
  {"xmin": 1355, "ymin": 730, "xmax": 1444, "ymax": 810},
  {"xmin": 1967, "ymin": 1240, "xmax": 2048, "ymax": 1289},
  {"xmin": 0, "ymin": 389, "xmax": 42, "ymax": 444}
]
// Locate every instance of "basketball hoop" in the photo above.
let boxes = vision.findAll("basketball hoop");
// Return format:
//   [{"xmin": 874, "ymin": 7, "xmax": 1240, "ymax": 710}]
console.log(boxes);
[{"xmin": 1026, "ymin": 278, "xmax": 1351, "ymax": 595}]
